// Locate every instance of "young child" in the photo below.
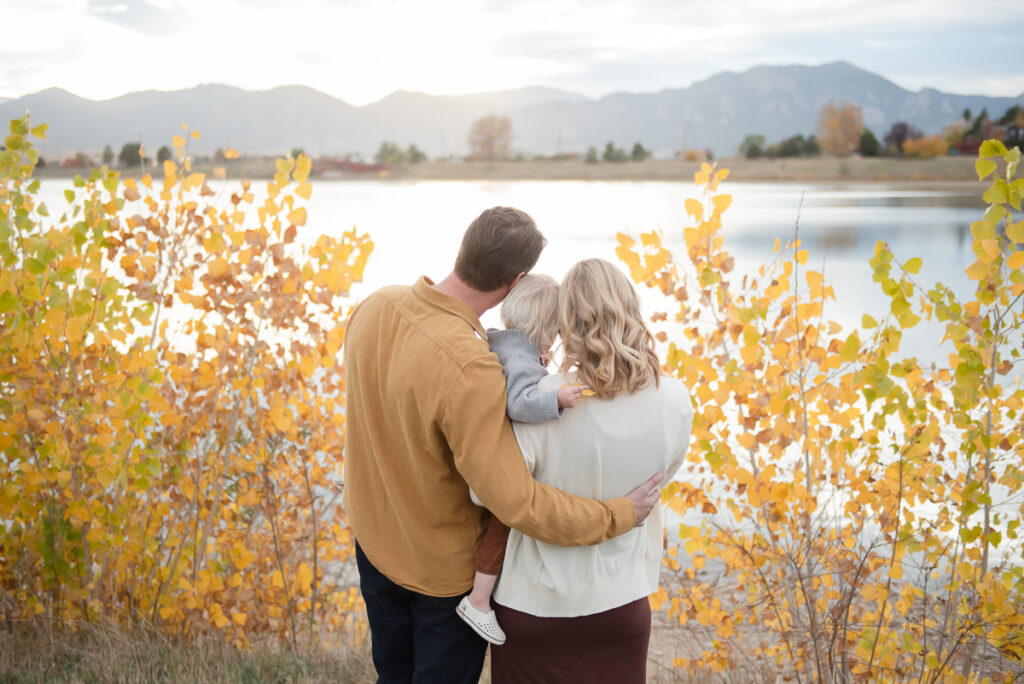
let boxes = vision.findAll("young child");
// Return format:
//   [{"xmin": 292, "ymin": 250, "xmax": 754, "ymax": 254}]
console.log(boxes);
[{"xmin": 456, "ymin": 273, "xmax": 587, "ymax": 645}]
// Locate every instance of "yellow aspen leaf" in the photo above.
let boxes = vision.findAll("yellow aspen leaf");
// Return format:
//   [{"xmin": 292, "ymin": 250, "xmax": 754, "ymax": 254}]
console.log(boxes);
[
  {"xmin": 299, "ymin": 355, "xmax": 317, "ymax": 378},
  {"xmin": 269, "ymin": 405, "xmax": 292, "ymax": 432},
  {"xmin": 1007, "ymin": 251, "xmax": 1024, "ymax": 271},
  {"xmin": 971, "ymin": 219, "xmax": 996, "ymax": 241},
  {"xmin": 795, "ymin": 249, "xmax": 809, "ymax": 265},
  {"xmin": 294, "ymin": 155, "xmax": 312, "ymax": 183},
  {"xmin": 716, "ymin": 620, "xmax": 735, "ymax": 639},
  {"xmin": 740, "ymin": 345, "xmax": 762, "ymax": 366},
  {"xmin": 711, "ymin": 194, "xmax": 732, "ymax": 214},
  {"xmin": 183, "ymin": 172, "xmax": 205, "ymax": 190},
  {"xmin": 232, "ymin": 612, "xmax": 247, "ymax": 626},
  {"xmin": 225, "ymin": 147, "xmax": 240, "ymax": 160},
  {"xmin": 271, "ymin": 570, "xmax": 284, "ymax": 589},
  {"xmin": 172, "ymin": 134, "xmax": 185, "ymax": 149},
  {"xmin": 191, "ymin": 129, "xmax": 200, "ymax": 140},
  {"xmin": 683, "ymin": 227, "xmax": 700, "ymax": 249},
  {"xmin": 965, "ymin": 260, "xmax": 990, "ymax": 280},
  {"xmin": 163, "ymin": 159, "xmax": 177, "ymax": 178},
  {"xmin": 861, "ymin": 314, "xmax": 877, "ymax": 328},
  {"xmin": 276, "ymin": 157, "xmax": 295, "ymax": 175},
  {"xmin": 976, "ymin": 158, "xmax": 997, "ymax": 180},
  {"xmin": 296, "ymin": 562, "xmax": 314, "ymax": 595},
  {"xmin": 980, "ymin": 238, "xmax": 1000, "ymax": 261},
  {"xmin": 903, "ymin": 257, "xmax": 922, "ymax": 274},
  {"xmin": 898, "ymin": 311, "xmax": 921, "ymax": 328},
  {"xmin": 772, "ymin": 237, "xmax": 780, "ymax": 253},
  {"xmin": 684, "ymin": 198, "xmax": 703, "ymax": 222},
  {"xmin": 888, "ymin": 564, "xmax": 903, "ymax": 580},
  {"xmin": 230, "ymin": 542, "xmax": 255, "ymax": 569},
  {"xmin": 208, "ymin": 257, "xmax": 229, "ymax": 279},
  {"xmin": 839, "ymin": 333, "xmax": 860, "ymax": 361},
  {"xmin": 805, "ymin": 270, "xmax": 823, "ymax": 291},
  {"xmin": 649, "ymin": 587, "xmax": 668, "ymax": 611},
  {"xmin": 1007, "ymin": 220, "xmax": 1024, "ymax": 243},
  {"xmin": 210, "ymin": 604, "xmax": 229, "ymax": 629},
  {"xmin": 287, "ymin": 207, "xmax": 307, "ymax": 226},
  {"xmin": 295, "ymin": 181, "xmax": 313, "ymax": 200}
]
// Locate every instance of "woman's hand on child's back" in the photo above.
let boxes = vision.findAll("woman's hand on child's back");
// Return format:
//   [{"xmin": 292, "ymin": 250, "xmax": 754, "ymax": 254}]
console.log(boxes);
[{"xmin": 557, "ymin": 383, "xmax": 589, "ymax": 409}]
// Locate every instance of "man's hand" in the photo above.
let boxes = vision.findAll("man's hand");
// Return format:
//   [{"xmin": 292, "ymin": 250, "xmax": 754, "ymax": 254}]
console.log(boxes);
[{"xmin": 626, "ymin": 472, "xmax": 664, "ymax": 527}]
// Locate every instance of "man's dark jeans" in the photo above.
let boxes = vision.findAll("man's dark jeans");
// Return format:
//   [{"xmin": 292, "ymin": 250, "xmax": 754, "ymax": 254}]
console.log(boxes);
[{"xmin": 355, "ymin": 541, "xmax": 487, "ymax": 683}]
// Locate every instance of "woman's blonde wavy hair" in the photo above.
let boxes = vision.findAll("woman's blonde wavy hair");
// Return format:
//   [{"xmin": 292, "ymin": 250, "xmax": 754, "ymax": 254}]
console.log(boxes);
[{"xmin": 558, "ymin": 258, "xmax": 660, "ymax": 398}]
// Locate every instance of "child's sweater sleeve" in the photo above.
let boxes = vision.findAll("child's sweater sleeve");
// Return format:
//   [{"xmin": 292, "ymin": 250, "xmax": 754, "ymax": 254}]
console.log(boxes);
[{"xmin": 487, "ymin": 329, "xmax": 562, "ymax": 423}]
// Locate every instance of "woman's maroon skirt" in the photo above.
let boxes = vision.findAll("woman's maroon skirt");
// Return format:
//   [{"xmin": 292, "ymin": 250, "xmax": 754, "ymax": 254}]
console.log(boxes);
[{"xmin": 490, "ymin": 597, "xmax": 651, "ymax": 683}]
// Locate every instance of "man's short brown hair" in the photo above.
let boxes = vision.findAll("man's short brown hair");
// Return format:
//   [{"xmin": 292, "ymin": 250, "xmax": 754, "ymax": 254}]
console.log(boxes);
[{"xmin": 454, "ymin": 207, "xmax": 546, "ymax": 292}]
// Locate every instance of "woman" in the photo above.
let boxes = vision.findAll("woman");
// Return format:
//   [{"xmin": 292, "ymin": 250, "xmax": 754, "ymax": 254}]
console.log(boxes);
[{"xmin": 490, "ymin": 258, "xmax": 693, "ymax": 683}]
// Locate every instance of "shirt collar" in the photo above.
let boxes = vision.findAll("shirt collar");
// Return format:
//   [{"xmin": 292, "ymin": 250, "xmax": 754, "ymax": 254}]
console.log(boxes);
[{"xmin": 412, "ymin": 276, "xmax": 488, "ymax": 340}]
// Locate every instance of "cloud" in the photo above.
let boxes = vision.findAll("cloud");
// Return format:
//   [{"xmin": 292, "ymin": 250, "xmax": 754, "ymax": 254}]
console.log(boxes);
[
  {"xmin": 3, "ymin": 0, "xmax": 1023, "ymax": 102},
  {"xmin": 86, "ymin": 0, "xmax": 185, "ymax": 35}
]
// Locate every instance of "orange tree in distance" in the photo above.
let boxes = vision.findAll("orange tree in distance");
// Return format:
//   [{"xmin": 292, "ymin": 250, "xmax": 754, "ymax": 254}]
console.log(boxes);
[
  {"xmin": 0, "ymin": 116, "xmax": 373, "ymax": 651},
  {"xmin": 619, "ymin": 149, "xmax": 1023, "ymax": 682}
]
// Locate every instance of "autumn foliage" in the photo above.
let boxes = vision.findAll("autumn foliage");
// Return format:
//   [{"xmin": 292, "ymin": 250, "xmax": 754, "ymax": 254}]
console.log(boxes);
[
  {"xmin": 0, "ymin": 116, "xmax": 373, "ymax": 649},
  {"xmin": 4, "ymin": 110, "xmax": 1024, "ymax": 682},
  {"xmin": 817, "ymin": 100, "xmax": 865, "ymax": 157},
  {"xmin": 619, "ymin": 153, "xmax": 1024, "ymax": 681},
  {"xmin": 902, "ymin": 134, "xmax": 951, "ymax": 159}
]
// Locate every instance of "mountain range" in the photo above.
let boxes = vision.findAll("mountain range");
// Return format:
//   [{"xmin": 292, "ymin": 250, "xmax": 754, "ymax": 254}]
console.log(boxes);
[{"xmin": 2, "ymin": 62, "xmax": 1021, "ymax": 160}]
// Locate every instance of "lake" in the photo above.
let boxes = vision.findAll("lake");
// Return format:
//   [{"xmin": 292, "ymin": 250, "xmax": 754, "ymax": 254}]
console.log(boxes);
[
  {"xmin": 37, "ymin": 177, "xmax": 987, "ymax": 364},
  {"xmin": 257, "ymin": 179, "xmax": 986, "ymax": 367}
]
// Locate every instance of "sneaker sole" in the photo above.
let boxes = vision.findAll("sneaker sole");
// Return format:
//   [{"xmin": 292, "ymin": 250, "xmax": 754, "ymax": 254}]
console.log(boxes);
[{"xmin": 456, "ymin": 602, "xmax": 506, "ymax": 646}]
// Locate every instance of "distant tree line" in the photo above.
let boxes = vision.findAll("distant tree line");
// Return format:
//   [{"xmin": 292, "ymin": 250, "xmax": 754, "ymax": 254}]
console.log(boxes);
[
  {"xmin": 583, "ymin": 141, "xmax": 650, "ymax": 164},
  {"xmin": 739, "ymin": 133, "xmax": 821, "ymax": 159},
  {"xmin": 373, "ymin": 141, "xmax": 427, "ymax": 165},
  {"xmin": 739, "ymin": 100, "xmax": 1024, "ymax": 160}
]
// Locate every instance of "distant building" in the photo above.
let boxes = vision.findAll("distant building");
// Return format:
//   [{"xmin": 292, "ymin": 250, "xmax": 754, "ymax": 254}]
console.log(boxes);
[{"xmin": 314, "ymin": 157, "xmax": 389, "ymax": 176}]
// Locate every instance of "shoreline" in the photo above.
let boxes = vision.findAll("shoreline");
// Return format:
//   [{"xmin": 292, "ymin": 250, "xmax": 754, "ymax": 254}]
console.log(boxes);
[{"xmin": 32, "ymin": 156, "xmax": 981, "ymax": 185}]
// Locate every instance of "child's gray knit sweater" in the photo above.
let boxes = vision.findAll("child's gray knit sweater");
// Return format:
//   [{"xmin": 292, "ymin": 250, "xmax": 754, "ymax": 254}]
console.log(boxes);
[{"xmin": 487, "ymin": 328, "xmax": 562, "ymax": 423}]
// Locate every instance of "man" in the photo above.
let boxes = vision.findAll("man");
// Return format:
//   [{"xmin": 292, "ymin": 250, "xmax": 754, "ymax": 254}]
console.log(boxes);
[{"xmin": 343, "ymin": 206, "xmax": 663, "ymax": 683}]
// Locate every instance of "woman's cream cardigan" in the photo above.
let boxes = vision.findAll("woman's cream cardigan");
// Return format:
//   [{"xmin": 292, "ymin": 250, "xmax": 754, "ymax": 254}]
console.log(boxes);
[{"xmin": 493, "ymin": 372, "xmax": 693, "ymax": 618}]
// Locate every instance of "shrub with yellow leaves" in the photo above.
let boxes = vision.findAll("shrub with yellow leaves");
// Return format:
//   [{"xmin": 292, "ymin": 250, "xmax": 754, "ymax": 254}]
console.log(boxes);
[
  {"xmin": 902, "ymin": 134, "xmax": 950, "ymax": 159},
  {"xmin": 620, "ymin": 158, "xmax": 1024, "ymax": 681},
  {"xmin": 0, "ymin": 115, "xmax": 373, "ymax": 652}
]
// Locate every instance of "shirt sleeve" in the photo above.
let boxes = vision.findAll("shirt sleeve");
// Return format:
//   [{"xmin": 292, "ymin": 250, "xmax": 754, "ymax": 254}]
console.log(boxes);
[
  {"xmin": 504, "ymin": 353, "xmax": 562, "ymax": 423},
  {"xmin": 443, "ymin": 356, "xmax": 635, "ymax": 546}
]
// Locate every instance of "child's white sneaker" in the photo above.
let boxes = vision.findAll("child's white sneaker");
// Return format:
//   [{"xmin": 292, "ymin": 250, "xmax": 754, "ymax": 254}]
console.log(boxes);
[{"xmin": 456, "ymin": 596, "xmax": 506, "ymax": 645}]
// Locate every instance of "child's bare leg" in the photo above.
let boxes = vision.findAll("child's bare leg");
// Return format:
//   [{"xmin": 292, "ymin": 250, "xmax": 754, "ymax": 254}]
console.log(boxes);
[{"xmin": 468, "ymin": 571, "xmax": 498, "ymax": 613}]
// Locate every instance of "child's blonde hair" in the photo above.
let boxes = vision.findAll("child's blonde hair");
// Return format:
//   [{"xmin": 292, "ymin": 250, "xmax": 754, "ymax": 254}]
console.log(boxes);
[{"xmin": 500, "ymin": 274, "xmax": 560, "ymax": 349}]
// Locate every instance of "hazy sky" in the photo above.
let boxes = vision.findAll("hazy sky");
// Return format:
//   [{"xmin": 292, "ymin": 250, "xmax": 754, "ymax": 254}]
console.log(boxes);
[{"xmin": 4, "ymin": 0, "xmax": 1024, "ymax": 105}]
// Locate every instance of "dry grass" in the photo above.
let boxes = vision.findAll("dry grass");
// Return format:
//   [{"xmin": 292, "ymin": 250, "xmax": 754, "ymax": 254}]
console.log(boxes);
[{"xmin": 0, "ymin": 621, "xmax": 374, "ymax": 684}]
